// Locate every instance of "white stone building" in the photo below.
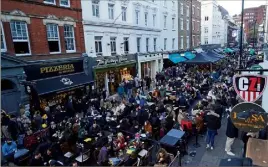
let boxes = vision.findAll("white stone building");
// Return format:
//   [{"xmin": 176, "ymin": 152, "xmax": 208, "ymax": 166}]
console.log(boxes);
[
  {"xmin": 82, "ymin": 0, "xmax": 178, "ymax": 80},
  {"xmin": 201, "ymin": 0, "xmax": 229, "ymax": 46}
]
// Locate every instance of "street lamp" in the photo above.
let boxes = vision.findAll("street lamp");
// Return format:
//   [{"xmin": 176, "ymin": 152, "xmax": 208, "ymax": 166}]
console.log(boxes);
[
  {"xmin": 238, "ymin": 0, "xmax": 245, "ymax": 69},
  {"xmin": 253, "ymin": 19, "xmax": 257, "ymax": 49}
]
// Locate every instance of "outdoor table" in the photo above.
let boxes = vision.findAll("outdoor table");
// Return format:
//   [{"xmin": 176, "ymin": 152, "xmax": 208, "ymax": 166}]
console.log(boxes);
[
  {"xmin": 160, "ymin": 129, "xmax": 185, "ymax": 146},
  {"xmin": 147, "ymin": 102, "xmax": 155, "ymax": 106},
  {"xmin": 246, "ymin": 138, "xmax": 268, "ymax": 166},
  {"xmin": 138, "ymin": 149, "xmax": 148, "ymax": 158}
]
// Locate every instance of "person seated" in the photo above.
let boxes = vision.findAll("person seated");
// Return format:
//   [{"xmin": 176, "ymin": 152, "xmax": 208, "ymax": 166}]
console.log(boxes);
[
  {"xmin": 2, "ymin": 139, "xmax": 17, "ymax": 162},
  {"xmin": 156, "ymin": 148, "xmax": 170, "ymax": 165},
  {"xmin": 115, "ymin": 132, "xmax": 127, "ymax": 150},
  {"xmin": 89, "ymin": 122, "xmax": 101, "ymax": 137},
  {"xmin": 124, "ymin": 152, "xmax": 137, "ymax": 166},
  {"xmin": 97, "ymin": 143, "xmax": 110, "ymax": 166},
  {"xmin": 43, "ymin": 148, "xmax": 57, "ymax": 166},
  {"xmin": 129, "ymin": 95, "xmax": 136, "ymax": 104},
  {"xmin": 144, "ymin": 121, "xmax": 152, "ymax": 136},
  {"xmin": 177, "ymin": 109, "xmax": 187, "ymax": 125},
  {"xmin": 29, "ymin": 151, "xmax": 44, "ymax": 166},
  {"xmin": 78, "ymin": 125, "xmax": 87, "ymax": 143}
]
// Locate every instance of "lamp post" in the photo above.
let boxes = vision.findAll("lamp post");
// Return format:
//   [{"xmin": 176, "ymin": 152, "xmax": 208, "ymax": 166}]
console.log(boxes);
[
  {"xmin": 238, "ymin": 0, "xmax": 245, "ymax": 69},
  {"xmin": 253, "ymin": 19, "xmax": 257, "ymax": 49}
]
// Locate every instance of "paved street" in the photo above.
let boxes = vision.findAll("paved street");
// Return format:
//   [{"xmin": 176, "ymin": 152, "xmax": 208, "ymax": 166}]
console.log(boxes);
[{"xmin": 181, "ymin": 117, "xmax": 244, "ymax": 166}]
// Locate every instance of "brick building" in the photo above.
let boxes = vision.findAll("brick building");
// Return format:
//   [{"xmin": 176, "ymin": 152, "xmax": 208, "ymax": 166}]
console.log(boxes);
[
  {"xmin": 1, "ymin": 0, "xmax": 85, "ymax": 61},
  {"xmin": 243, "ymin": 5, "xmax": 266, "ymax": 38},
  {"xmin": 1, "ymin": 0, "xmax": 95, "ymax": 114},
  {"xmin": 178, "ymin": 0, "xmax": 201, "ymax": 49}
]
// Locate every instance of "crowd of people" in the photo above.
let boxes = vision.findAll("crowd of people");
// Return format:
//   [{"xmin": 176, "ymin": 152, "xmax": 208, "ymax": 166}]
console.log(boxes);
[{"xmin": 1, "ymin": 52, "xmax": 267, "ymax": 167}]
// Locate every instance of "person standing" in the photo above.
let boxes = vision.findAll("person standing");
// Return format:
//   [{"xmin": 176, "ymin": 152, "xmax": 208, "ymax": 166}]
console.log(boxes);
[
  {"xmin": 225, "ymin": 115, "xmax": 238, "ymax": 156},
  {"xmin": 205, "ymin": 110, "xmax": 220, "ymax": 150}
]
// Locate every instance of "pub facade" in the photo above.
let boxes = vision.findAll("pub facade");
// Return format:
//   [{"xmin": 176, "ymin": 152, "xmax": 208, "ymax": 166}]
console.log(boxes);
[
  {"xmin": 24, "ymin": 56, "xmax": 94, "ymax": 110},
  {"xmin": 90, "ymin": 54, "xmax": 137, "ymax": 95}
]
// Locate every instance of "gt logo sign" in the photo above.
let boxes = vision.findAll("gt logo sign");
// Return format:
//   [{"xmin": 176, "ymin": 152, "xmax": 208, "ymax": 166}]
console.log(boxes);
[{"xmin": 233, "ymin": 74, "xmax": 267, "ymax": 102}]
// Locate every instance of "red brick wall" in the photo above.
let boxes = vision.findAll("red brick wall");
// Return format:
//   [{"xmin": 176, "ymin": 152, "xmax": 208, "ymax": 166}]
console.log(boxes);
[{"xmin": 1, "ymin": 0, "xmax": 85, "ymax": 61}]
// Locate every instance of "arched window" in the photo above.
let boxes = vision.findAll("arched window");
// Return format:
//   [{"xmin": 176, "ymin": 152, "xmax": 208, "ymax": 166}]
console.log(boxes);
[{"xmin": 1, "ymin": 79, "xmax": 16, "ymax": 91}]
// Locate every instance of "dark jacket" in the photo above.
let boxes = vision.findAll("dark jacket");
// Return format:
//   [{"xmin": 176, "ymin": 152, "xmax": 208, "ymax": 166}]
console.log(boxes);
[
  {"xmin": 226, "ymin": 117, "xmax": 238, "ymax": 138},
  {"xmin": 205, "ymin": 114, "xmax": 221, "ymax": 130}
]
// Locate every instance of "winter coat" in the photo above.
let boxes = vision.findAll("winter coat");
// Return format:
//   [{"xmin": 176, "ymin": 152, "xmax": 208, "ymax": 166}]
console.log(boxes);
[{"xmin": 226, "ymin": 117, "xmax": 238, "ymax": 138}]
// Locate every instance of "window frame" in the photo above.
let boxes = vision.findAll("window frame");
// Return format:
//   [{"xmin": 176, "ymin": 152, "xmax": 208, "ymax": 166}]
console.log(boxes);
[
  {"xmin": 193, "ymin": 20, "xmax": 195, "ymax": 30},
  {"xmin": 110, "ymin": 37, "xmax": 116, "ymax": 55},
  {"xmin": 153, "ymin": 38, "xmax": 157, "ymax": 51},
  {"xmin": 1, "ymin": 22, "xmax": 7, "ymax": 52},
  {"xmin": 64, "ymin": 24, "xmax": 76, "ymax": 53},
  {"xmin": 44, "ymin": 0, "xmax": 56, "ymax": 5},
  {"xmin": 153, "ymin": 14, "xmax": 156, "ymax": 27},
  {"xmin": 146, "ymin": 38, "xmax": 149, "ymax": 52},
  {"xmin": 92, "ymin": 1, "xmax": 100, "ymax": 17},
  {"xmin": 164, "ymin": 38, "xmax": 167, "ymax": 50},
  {"xmin": 164, "ymin": 15, "xmax": 167, "ymax": 29},
  {"xmin": 172, "ymin": 18, "xmax": 175, "ymax": 30},
  {"xmin": 180, "ymin": 36, "xmax": 183, "ymax": 49},
  {"xmin": 145, "ymin": 12, "xmax": 148, "ymax": 26},
  {"xmin": 95, "ymin": 36, "xmax": 103, "ymax": 56},
  {"xmin": 181, "ymin": 3, "xmax": 183, "ymax": 15},
  {"xmin": 60, "ymin": 0, "xmax": 70, "ymax": 7},
  {"xmin": 187, "ymin": 20, "xmax": 189, "ymax": 30},
  {"xmin": 123, "ymin": 37, "xmax": 129, "ymax": 54},
  {"xmin": 135, "ymin": 10, "xmax": 140, "ymax": 25},
  {"xmin": 122, "ymin": 6, "xmax": 127, "ymax": 21},
  {"xmin": 172, "ymin": 38, "xmax": 175, "ymax": 50},
  {"xmin": 108, "ymin": 4, "xmax": 114, "ymax": 20},
  {"xmin": 187, "ymin": 6, "xmax": 189, "ymax": 17},
  {"xmin": 180, "ymin": 18, "xmax": 183, "ymax": 30},
  {"xmin": 137, "ymin": 37, "xmax": 141, "ymax": 53},
  {"xmin": 46, "ymin": 23, "xmax": 61, "ymax": 54},
  {"xmin": 10, "ymin": 21, "xmax": 31, "ymax": 56},
  {"xmin": 186, "ymin": 36, "xmax": 189, "ymax": 49}
]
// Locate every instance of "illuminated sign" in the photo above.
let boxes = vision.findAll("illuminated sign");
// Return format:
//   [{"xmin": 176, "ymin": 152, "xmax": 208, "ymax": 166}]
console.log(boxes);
[{"xmin": 230, "ymin": 102, "xmax": 268, "ymax": 132}]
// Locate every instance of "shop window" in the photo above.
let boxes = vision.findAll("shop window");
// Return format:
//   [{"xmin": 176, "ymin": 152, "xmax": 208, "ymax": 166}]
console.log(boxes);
[
  {"xmin": 1, "ymin": 22, "xmax": 6, "ymax": 52},
  {"xmin": 123, "ymin": 37, "xmax": 129, "ymax": 54},
  {"xmin": 64, "ymin": 25, "xmax": 75, "ymax": 52},
  {"xmin": 1, "ymin": 79, "xmax": 16, "ymax": 91},
  {"xmin": 110, "ymin": 37, "xmax": 116, "ymax": 55},
  {"xmin": 10, "ymin": 21, "xmax": 31, "ymax": 55},
  {"xmin": 95, "ymin": 36, "xmax": 102, "ymax": 56},
  {"xmin": 46, "ymin": 23, "xmax": 60, "ymax": 53}
]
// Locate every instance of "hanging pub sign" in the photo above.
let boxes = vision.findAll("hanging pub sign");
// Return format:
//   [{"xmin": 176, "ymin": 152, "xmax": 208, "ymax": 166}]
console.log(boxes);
[
  {"xmin": 233, "ymin": 74, "xmax": 267, "ymax": 102},
  {"xmin": 230, "ymin": 102, "xmax": 268, "ymax": 132}
]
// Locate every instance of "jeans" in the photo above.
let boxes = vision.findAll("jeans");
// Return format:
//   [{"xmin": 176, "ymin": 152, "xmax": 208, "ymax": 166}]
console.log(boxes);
[
  {"xmin": 206, "ymin": 129, "xmax": 217, "ymax": 147},
  {"xmin": 127, "ymin": 89, "xmax": 132, "ymax": 99}
]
